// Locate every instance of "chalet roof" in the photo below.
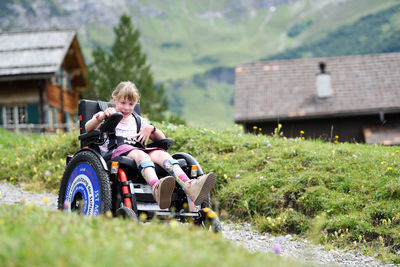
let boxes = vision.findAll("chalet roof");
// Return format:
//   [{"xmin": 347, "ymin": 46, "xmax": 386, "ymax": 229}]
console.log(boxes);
[
  {"xmin": 234, "ymin": 52, "xmax": 400, "ymax": 123},
  {"xmin": 0, "ymin": 29, "xmax": 77, "ymax": 79}
]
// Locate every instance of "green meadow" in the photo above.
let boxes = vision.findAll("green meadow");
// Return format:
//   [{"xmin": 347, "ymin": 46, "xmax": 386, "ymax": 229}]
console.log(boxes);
[{"xmin": 1, "ymin": 124, "xmax": 400, "ymax": 263}]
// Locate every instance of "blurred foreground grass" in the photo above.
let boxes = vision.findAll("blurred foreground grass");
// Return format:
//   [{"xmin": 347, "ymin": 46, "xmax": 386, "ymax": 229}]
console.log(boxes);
[{"xmin": 0, "ymin": 204, "xmax": 300, "ymax": 267}]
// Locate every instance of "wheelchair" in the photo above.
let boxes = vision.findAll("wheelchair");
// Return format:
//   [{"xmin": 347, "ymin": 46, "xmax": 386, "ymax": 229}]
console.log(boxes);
[{"xmin": 57, "ymin": 100, "xmax": 221, "ymax": 233}]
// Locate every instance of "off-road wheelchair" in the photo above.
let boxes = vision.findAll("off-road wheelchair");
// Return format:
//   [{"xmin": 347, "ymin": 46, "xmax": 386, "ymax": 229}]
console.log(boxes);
[{"xmin": 57, "ymin": 100, "xmax": 221, "ymax": 232}]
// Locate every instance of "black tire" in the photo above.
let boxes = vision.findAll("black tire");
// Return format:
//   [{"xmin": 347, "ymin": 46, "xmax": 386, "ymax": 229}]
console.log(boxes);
[
  {"xmin": 201, "ymin": 193, "xmax": 212, "ymax": 209},
  {"xmin": 58, "ymin": 150, "xmax": 112, "ymax": 216},
  {"xmin": 116, "ymin": 206, "xmax": 138, "ymax": 221}
]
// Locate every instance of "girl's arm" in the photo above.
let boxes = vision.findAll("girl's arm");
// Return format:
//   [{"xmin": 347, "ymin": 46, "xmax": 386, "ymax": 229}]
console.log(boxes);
[
  {"xmin": 134, "ymin": 124, "xmax": 166, "ymax": 145},
  {"xmin": 149, "ymin": 124, "xmax": 165, "ymax": 141},
  {"xmin": 85, "ymin": 112, "xmax": 106, "ymax": 132},
  {"xmin": 85, "ymin": 108, "xmax": 116, "ymax": 132}
]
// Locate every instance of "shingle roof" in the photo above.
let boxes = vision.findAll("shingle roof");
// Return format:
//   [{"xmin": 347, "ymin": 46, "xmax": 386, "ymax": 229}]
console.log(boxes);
[
  {"xmin": 0, "ymin": 29, "xmax": 76, "ymax": 77},
  {"xmin": 234, "ymin": 52, "xmax": 400, "ymax": 123}
]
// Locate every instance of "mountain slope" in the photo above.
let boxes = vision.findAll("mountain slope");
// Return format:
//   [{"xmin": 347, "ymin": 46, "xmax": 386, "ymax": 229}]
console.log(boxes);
[{"xmin": 1, "ymin": 0, "xmax": 399, "ymax": 127}]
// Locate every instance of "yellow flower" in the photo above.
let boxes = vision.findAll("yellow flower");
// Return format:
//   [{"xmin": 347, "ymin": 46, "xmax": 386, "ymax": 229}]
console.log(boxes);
[
  {"xmin": 10, "ymin": 177, "xmax": 14, "ymax": 181},
  {"xmin": 300, "ymin": 130, "xmax": 304, "ymax": 134},
  {"xmin": 47, "ymin": 177, "xmax": 51, "ymax": 181},
  {"xmin": 203, "ymin": 208, "xmax": 210, "ymax": 213},
  {"xmin": 207, "ymin": 211, "xmax": 217, "ymax": 219},
  {"xmin": 42, "ymin": 197, "xmax": 49, "ymax": 203},
  {"xmin": 224, "ymin": 157, "xmax": 228, "ymax": 161},
  {"xmin": 335, "ymin": 135, "xmax": 339, "ymax": 139},
  {"xmin": 334, "ymin": 140, "xmax": 338, "ymax": 144},
  {"xmin": 253, "ymin": 126, "xmax": 258, "ymax": 130},
  {"xmin": 3, "ymin": 179, "xmax": 7, "ymax": 182},
  {"xmin": 387, "ymin": 167, "xmax": 393, "ymax": 170}
]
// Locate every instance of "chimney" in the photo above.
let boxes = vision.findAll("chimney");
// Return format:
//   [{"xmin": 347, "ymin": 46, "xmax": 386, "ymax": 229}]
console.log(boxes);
[{"xmin": 316, "ymin": 62, "xmax": 332, "ymax": 98}]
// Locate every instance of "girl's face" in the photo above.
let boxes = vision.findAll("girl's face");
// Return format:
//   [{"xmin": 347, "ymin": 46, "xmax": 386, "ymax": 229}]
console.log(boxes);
[{"xmin": 113, "ymin": 97, "xmax": 136, "ymax": 119}]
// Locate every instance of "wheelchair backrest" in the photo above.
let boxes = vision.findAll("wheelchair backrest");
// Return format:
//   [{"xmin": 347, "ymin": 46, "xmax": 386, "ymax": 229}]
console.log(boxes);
[{"xmin": 78, "ymin": 99, "xmax": 141, "ymax": 134}]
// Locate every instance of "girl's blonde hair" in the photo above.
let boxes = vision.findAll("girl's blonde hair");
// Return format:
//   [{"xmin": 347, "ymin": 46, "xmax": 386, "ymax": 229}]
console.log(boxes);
[{"xmin": 111, "ymin": 81, "xmax": 140, "ymax": 103}]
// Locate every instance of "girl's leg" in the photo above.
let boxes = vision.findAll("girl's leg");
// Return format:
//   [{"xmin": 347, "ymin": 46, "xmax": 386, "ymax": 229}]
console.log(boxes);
[
  {"xmin": 126, "ymin": 150, "xmax": 174, "ymax": 209},
  {"xmin": 148, "ymin": 150, "xmax": 217, "ymax": 205},
  {"xmin": 148, "ymin": 150, "xmax": 189, "ymax": 186}
]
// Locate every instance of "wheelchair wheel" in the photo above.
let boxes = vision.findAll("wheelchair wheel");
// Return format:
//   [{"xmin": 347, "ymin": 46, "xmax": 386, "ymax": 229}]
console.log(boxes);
[
  {"xmin": 58, "ymin": 150, "xmax": 112, "ymax": 216},
  {"xmin": 116, "ymin": 206, "xmax": 138, "ymax": 221},
  {"xmin": 199, "ymin": 207, "xmax": 222, "ymax": 233}
]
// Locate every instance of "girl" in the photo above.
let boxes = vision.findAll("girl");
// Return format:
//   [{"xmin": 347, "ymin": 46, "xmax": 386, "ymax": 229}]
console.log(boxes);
[{"xmin": 85, "ymin": 81, "xmax": 216, "ymax": 209}]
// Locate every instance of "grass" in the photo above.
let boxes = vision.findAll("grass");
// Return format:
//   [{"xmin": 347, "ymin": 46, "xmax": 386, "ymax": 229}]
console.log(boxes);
[
  {"xmin": 1, "ymin": 124, "xmax": 400, "ymax": 263},
  {"xmin": 0, "ymin": 205, "xmax": 301, "ymax": 267}
]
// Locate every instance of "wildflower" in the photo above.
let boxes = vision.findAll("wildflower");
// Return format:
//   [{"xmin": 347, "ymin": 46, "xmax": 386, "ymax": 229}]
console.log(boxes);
[
  {"xmin": 352, "ymin": 154, "xmax": 357, "ymax": 158},
  {"xmin": 206, "ymin": 211, "xmax": 217, "ymax": 219},
  {"xmin": 276, "ymin": 236, "xmax": 286, "ymax": 243},
  {"xmin": 267, "ymin": 143, "xmax": 272, "ymax": 147},
  {"xmin": 387, "ymin": 167, "xmax": 393, "ymax": 170},
  {"xmin": 44, "ymin": 170, "xmax": 51, "ymax": 177},
  {"xmin": 237, "ymin": 133, "xmax": 242, "ymax": 137},
  {"xmin": 253, "ymin": 126, "xmax": 258, "ymax": 130},
  {"xmin": 63, "ymin": 200, "xmax": 70, "ymax": 210},
  {"xmin": 42, "ymin": 197, "xmax": 49, "ymax": 203},
  {"xmin": 334, "ymin": 140, "xmax": 338, "ymax": 144},
  {"xmin": 381, "ymin": 161, "xmax": 387, "ymax": 165},
  {"xmin": 300, "ymin": 130, "xmax": 304, "ymax": 134},
  {"xmin": 392, "ymin": 153, "xmax": 395, "ymax": 156},
  {"xmin": 224, "ymin": 157, "xmax": 228, "ymax": 161},
  {"xmin": 223, "ymin": 174, "xmax": 228, "ymax": 179},
  {"xmin": 335, "ymin": 135, "xmax": 339, "ymax": 139},
  {"xmin": 169, "ymin": 220, "xmax": 179, "ymax": 229},
  {"xmin": 139, "ymin": 213, "xmax": 148, "ymax": 221},
  {"xmin": 3, "ymin": 179, "xmax": 7, "ymax": 182},
  {"xmin": 47, "ymin": 177, "xmax": 51, "ymax": 181},
  {"xmin": 273, "ymin": 244, "xmax": 281, "ymax": 254},
  {"xmin": 235, "ymin": 174, "xmax": 241, "ymax": 178},
  {"xmin": 10, "ymin": 177, "xmax": 14, "ymax": 181},
  {"xmin": 289, "ymin": 176, "xmax": 294, "ymax": 179}
]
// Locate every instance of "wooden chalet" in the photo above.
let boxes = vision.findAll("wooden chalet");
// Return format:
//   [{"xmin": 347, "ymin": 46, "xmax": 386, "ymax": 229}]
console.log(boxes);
[
  {"xmin": 234, "ymin": 52, "xmax": 400, "ymax": 144},
  {"xmin": 0, "ymin": 29, "xmax": 87, "ymax": 133}
]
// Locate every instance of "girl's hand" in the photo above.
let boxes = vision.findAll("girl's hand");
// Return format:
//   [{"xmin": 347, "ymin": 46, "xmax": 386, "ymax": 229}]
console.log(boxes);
[
  {"xmin": 133, "ymin": 124, "xmax": 154, "ymax": 145},
  {"xmin": 103, "ymin": 107, "xmax": 116, "ymax": 118}
]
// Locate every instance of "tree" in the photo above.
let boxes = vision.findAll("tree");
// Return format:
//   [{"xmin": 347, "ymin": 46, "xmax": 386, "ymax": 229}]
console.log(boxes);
[{"xmin": 85, "ymin": 14, "xmax": 168, "ymax": 121}]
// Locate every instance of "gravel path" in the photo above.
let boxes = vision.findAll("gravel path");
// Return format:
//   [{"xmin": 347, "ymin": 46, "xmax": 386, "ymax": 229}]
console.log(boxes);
[{"xmin": 0, "ymin": 181, "xmax": 397, "ymax": 267}]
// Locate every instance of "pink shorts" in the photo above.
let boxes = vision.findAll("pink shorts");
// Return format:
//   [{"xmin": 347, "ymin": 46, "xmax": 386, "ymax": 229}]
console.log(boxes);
[{"xmin": 111, "ymin": 144, "xmax": 165, "ymax": 159}]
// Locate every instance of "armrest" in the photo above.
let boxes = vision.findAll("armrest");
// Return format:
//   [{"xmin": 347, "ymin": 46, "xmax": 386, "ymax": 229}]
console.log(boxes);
[
  {"xmin": 147, "ymin": 138, "xmax": 174, "ymax": 151},
  {"xmin": 79, "ymin": 130, "xmax": 101, "ymax": 141}
]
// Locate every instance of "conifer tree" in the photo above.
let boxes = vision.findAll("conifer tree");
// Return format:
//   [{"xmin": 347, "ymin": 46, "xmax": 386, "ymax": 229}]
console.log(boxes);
[{"xmin": 85, "ymin": 14, "xmax": 168, "ymax": 121}]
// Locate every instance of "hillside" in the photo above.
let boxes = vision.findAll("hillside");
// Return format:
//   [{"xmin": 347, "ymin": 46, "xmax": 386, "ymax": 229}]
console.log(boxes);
[
  {"xmin": 1, "ymin": 124, "xmax": 400, "ymax": 262},
  {"xmin": 1, "ymin": 0, "xmax": 399, "ymax": 127}
]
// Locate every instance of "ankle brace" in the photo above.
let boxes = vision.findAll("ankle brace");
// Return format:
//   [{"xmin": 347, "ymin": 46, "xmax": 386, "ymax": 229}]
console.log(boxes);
[
  {"xmin": 162, "ymin": 159, "xmax": 179, "ymax": 176},
  {"xmin": 137, "ymin": 161, "xmax": 155, "ymax": 176}
]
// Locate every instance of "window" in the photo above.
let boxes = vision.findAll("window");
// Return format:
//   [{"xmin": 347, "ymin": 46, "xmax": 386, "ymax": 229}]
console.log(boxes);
[
  {"xmin": 5, "ymin": 107, "xmax": 14, "ymax": 125},
  {"xmin": 3, "ymin": 105, "xmax": 27, "ymax": 125},
  {"xmin": 18, "ymin": 106, "xmax": 27, "ymax": 124}
]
